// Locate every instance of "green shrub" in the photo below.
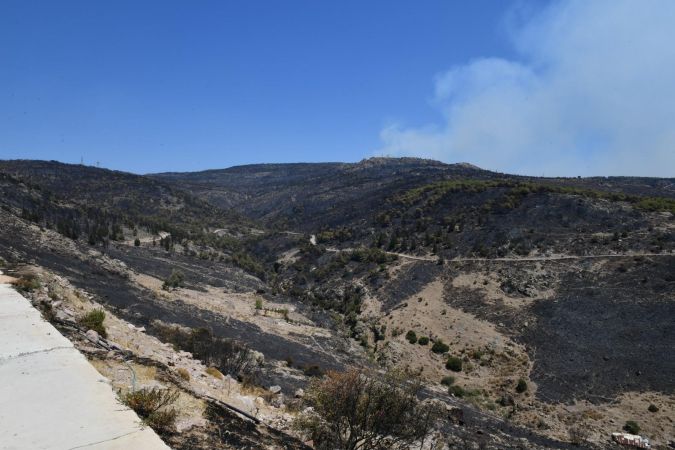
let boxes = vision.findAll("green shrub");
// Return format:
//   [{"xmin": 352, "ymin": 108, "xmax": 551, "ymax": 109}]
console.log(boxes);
[
  {"xmin": 648, "ymin": 404, "xmax": 659, "ymax": 413},
  {"xmin": 231, "ymin": 251, "xmax": 266, "ymax": 278},
  {"xmin": 448, "ymin": 385, "xmax": 466, "ymax": 398},
  {"xmin": 123, "ymin": 388, "xmax": 179, "ymax": 434},
  {"xmin": 417, "ymin": 336, "xmax": 429, "ymax": 346},
  {"xmin": 623, "ymin": 420, "xmax": 640, "ymax": 435},
  {"xmin": 405, "ymin": 330, "xmax": 417, "ymax": 344},
  {"xmin": 446, "ymin": 356, "xmax": 463, "ymax": 372},
  {"xmin": 162, "ymin": 269, "xmax": 184, "ymax": 290},
  {"xmin": 516, "ymin": 378, "xmax": 528, "ymax": 393},
  {"xmin": 470, "ymin": 349, "xmax": 484, "ymax": 360},
  {"xmin": 134, "ymin": 238, "xmax": 141, "ymax": 246},
  {"xmin": 440, "ymin": 376, "xmax": 455, "ymax": 386},
  {"xmin": 255, "ymin": 298, "xmax": 263, "ymax": 310},
  {"xmin": 431, "ymin": 340, "xmax": 449, "ymax": 354},
  {"xmin": 79, "ymin": 308, "xmax": 107, "ymax": 338}
]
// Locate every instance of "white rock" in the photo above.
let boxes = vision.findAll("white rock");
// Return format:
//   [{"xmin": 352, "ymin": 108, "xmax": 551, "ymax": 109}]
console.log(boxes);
[
  {"xmin": 269, "ymin": 385, "xmax": 282, "ymax": 394},
  {"xmin": 294, "ymin": 388, "xmax": 305, "ymax": 398},
  {"xmin": 85, "ymin": 329, "xmax": 100, "ymax": 344},
  {"xmin": 175, "ymin": 417, "xmax": 207, "ymax": 433}
]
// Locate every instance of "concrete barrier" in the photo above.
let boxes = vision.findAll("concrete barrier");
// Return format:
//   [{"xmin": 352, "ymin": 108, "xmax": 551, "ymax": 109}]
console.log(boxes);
[{"xmin": 0, "ymin": 284, "xmax": 170, "ymax": 450}]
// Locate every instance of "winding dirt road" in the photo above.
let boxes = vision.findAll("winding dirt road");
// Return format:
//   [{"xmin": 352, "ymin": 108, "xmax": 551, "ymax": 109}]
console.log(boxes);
[{"xmin": 325, "ymin": 246, "xmax": 672, "ymax": 263}]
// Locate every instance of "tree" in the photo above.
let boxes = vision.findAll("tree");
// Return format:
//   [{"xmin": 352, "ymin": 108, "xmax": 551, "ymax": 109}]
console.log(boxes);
[
  {"xmin": 516, "ymin": 378, "xmax": 528, "ymax": 393},
  {"xmin": 294, "ymin": 368, "xmax": 442, "ymax": 450},
  {"xmin": 431, "ymin": 340, "xmax": 449, "ymax": 354},
  {"xmin": 445, "ymin": 356, "xmax": 462, "ymax": 372},
  {"xmin": 623, "ymin": 420, "xmax": 640, "ymax": 435},
  {"xmin": 134, "ymin": 238, "xmax": 141, "ymax": 247},
  {"xmin": 405, "ymin": 330, "xmax": 417, "ymax": 344},
  {"xmin": 162, "ymin": 269, "xmax": 184, "ymax": 290}
]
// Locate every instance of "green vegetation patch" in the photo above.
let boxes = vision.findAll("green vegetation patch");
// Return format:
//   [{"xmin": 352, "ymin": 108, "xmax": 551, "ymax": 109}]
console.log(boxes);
[
  {"xmin": 623, "ymin": 420, "xmax": 640, "ymax": 435},
  {"xmin": 516, "ymin": 378, "xmax": 528, "ymax": 393},
  {"xmin": 405, "ymin": 330, "xmax": 417, "ymax": 344},
  {"xmin": 79, "ymin": 308, "xmax": 107, "ymax": 338},
  {"xmin": 123, "ymin": 387, "xmax": 179, "ymax": 435},
  {"xmin": 445, "ymin": 356, "xmax": 463, "ymax": 372},
  {"xmin": 431, "ymin": 340, "xmax": 450, "ymax": 354},
  {"xmin": 395, "ymin": 178, "xmax": 675, "ymax": 214}
]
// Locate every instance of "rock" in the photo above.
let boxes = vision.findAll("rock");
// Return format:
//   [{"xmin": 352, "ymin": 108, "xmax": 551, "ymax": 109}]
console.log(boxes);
[
  {"xmin": 85, "ymin": 329, "xmax": 100, "ymax": 343},
  {"xmin": 294, "ymin": 388, "xmax": 305, "ymax": 398},
  {"xmin": 271, "ymin": 394, "xmax": 285, "ymax": 408},
  {"xmin": 175, "ymin": 417, "xmax": 207, "ymax": 433},
  {"xmin": 233, "ymin": 395, "xmax": 256, "ymax": 414},
  {"xmin": 269, "ymin": 385, "xmax": 282, "ymax": 394},
  {"xmin": 109, "ymin": 342, "xmax": 124, "ymax": 351}
]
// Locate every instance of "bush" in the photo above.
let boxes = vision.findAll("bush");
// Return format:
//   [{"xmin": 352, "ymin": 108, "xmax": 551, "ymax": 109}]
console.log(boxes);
[
  {"xmin": 431, "ymin": 340, "xmax": 449, "ymax": 354},
  {"xmin": 294, "ymin": 368, "xmax": 443, "ymax": 450},
  {"xmin": 417, "ymin": 336, "xmax": 429, "ymax": 346},
  {"xmin": 446, "ymin": 356, "xmax": 463, "ymax": 372},
  {"xmin": 162, "ymin": 269, "xmax": 185, "ymax": 290},
  {"xmin": 146, "ymin": 410, "xmax": 178, "ymax": 434},
  {"xmin": 516, "ymin": 378, "xmax": 528, "ymax": 393},
  {"xmin": 79, "ymin": 308, "xmax": 107, "ymax": 338},
  {"xmin": 405, "ymin": 330, "xmax": 417, "ymax": 344},
  {"xmin": 15, "ymin": 276, "xmax": 41, "ymax": 293},
  {"xmin": 123, "ymin": 388, "xmax": 178, "ymax": 435},
  {"xmin": 176, "ymin": 368, "xmax": 190, "ymax": 381},
  {"xmin": 648, "ymin": 404, "xmax": 659, "ymax": 413},
  {"xmin": 623, "ymin": 420, "xmax": 640, "ymax": 435},
  {"xmin": 568, "ymin": 424, "xmax": 590, "ymax": 445},
  {"xmin": 448, "ymin": 385, "xmax": 466, "ymax": 398},
  {"xmin": 255, "ymin": 298, "xmax": 263, "ymax": 310},
  {"xmin": 134, "ymin": 238, "xmax": 141, "ymax": 246},
  {"xmin": 440, "ymin": 376, "xmax": 455, "ymax": 386}
]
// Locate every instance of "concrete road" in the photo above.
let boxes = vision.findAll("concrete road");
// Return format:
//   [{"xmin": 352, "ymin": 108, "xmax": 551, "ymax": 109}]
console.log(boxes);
[{"xmin": 0, "ymin": 283, "xmax": 170, "ymax": 450}]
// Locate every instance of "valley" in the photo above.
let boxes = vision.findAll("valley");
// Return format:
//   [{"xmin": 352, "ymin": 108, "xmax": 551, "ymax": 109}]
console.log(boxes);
[{"xmin": 0, "ymin": 158, "xmax": 673, "ymax": 449}]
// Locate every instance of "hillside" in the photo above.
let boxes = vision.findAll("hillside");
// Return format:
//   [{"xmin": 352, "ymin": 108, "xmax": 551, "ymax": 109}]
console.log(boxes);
[
  {"xmin": 0, "ymin": 158, "xmax": 673, "ymax": 448},
  {"xmin": 153, "ymin": 157, "xmax": 675, "ymax": 231}
]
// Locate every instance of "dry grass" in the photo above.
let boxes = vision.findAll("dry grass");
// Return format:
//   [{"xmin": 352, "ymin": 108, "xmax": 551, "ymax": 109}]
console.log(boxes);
[
  {"xmin": 205, "ymin": 366, "xmax": 224, "ymax": 379},
  {"xmin": 177, "ymin": 367, "xmax": 191, "ymax": 381}
]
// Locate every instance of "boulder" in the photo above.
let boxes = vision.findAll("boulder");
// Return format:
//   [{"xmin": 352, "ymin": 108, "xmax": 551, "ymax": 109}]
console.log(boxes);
[
  {"xmin": 85, "ymin": 329, "xmax": 100, "ymax": 343},
  {"xmin": 294, "ymin": 388, "xmax": 305, "ymax": 398},
  {"xmin": 269, "ymin": 385, "xmax": 282, "ymax": 394},
  {"xmin": 271, "ymin": 394, "xmax": 285, "ymax": 408}
]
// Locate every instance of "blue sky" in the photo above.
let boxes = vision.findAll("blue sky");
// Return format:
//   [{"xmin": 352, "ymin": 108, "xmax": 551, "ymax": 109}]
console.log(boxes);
[{"xmin": 1, "ymin": 1, "xmax": 673, "ymax": 176}]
